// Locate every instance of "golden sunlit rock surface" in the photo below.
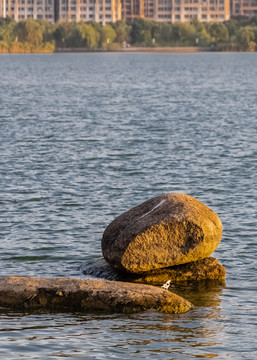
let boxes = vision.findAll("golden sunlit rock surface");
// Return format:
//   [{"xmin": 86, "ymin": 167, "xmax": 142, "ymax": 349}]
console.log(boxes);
[
  {"xmin": 102, "ymin": 193, "xmax": 223, "ymax": 273},
  {"xmin": 0, "ymin": 276, "xmax": 192, "ymax": 314},
  {"xmin": 82, "ymin": 256, "xmax": 226, "ymax": 284}
]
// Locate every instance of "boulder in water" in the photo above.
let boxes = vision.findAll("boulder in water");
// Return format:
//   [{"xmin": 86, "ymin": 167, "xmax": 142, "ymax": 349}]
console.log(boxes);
[{"xmin": 102, "ymin": 193, "xmax": 222, "ymax": 273}]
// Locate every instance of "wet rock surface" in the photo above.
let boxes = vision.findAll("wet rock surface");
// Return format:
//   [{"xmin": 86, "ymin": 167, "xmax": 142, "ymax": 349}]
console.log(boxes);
[
  {"xmin": 102, "ymin": 193, "xmax": 223, "ymax": 273},
  {"xmin": 81, "ymin": 256, "xmax": 226, "ymax": 285},
  {"xmin": 0, "ymin": 276, "xmax": 192, "ymax": 314}
]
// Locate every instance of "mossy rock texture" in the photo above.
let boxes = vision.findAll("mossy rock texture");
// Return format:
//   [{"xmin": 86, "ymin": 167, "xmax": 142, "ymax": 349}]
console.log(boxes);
[
  {"xmin": 102, "ymin": 193, "xmax": 223, "ymax": 273},
  {"xmin": 82, "ymin": 256, "xmax": 226, "ymax": 285},
  {"xmin": 0, "ymin": 276, "xmax": 192, "ymax": 314}
]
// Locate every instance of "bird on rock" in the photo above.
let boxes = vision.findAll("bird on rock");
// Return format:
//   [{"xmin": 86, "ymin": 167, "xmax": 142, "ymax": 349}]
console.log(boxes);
[{"xmin": 161, "ymin": 280, "xmax": 171, "ymax": 290}]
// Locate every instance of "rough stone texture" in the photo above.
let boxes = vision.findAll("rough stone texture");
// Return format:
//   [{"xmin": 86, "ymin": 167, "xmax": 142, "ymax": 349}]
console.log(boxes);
[
  {"xmin": 102, "ymin": 193, "xmax": 223, "ymax": 273},
  {"xmin": 81, "ymin": 257, "xmax": 226, "ymax": 285},
  {"xmin": 0, "ymin": 276, "xmax": 192, "ymax": 314}
]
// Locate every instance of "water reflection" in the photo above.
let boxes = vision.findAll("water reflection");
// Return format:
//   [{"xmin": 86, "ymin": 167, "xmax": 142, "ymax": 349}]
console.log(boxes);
[
  {"xmin": 0, "ymin": 297, "xmax": 227, "ymax": 359},
  {"xmin": 171, "ymin": 280, "xmax": 226, "ymax": 308}
]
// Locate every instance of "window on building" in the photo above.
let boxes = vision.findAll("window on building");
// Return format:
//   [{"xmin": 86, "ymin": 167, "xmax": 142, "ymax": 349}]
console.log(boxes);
[
  {"xmin": 175, "ymin": 14, "xmax": 180, "ymax": 18},
  {"xmin": 202, "ymin": 14, "xmax": 207, "ymax": 18}
]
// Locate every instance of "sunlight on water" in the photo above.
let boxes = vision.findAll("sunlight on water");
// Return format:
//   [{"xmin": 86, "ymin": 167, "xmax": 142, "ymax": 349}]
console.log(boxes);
[{"xmin": 0, "ymin": 52, "xmax": 257, "ymax": 359}]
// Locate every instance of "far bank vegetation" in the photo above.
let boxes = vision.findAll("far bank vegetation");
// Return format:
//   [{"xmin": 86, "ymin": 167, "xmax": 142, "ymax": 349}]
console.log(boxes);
[{"xmin": 1, "ymin": 16, "xmax": 257, "ymax": 53}]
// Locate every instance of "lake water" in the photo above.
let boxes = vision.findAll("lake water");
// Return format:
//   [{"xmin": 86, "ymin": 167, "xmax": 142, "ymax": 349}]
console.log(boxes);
[{"xmin": 0, "ymin": 52, "xmax": 257, "ymax": 359}]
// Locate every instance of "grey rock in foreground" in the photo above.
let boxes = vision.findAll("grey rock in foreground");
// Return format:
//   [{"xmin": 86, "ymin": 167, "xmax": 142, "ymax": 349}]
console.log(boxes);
[
  {"xmin": 81, "ymin": 256, "xmax": 226, "ymax": 284},
  {"xmin": 102, "ymin": 193, "xmax": 222, "ymax": 273},
  {"xmin": 0, "ymin": 276, "xmax": 192, "ymax": 314}
]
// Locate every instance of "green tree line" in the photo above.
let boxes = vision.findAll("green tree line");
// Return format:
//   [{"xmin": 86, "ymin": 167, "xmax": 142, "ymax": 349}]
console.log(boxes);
[{"xmin": 1, "ymin": 16, "xmax": 257, "ymax": 53}]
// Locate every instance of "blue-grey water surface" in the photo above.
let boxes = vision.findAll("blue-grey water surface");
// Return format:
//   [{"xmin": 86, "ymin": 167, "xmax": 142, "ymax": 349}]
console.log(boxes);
[{"xmin": 0, "ymin": 52, "xmax": 257, "ymax": 359}]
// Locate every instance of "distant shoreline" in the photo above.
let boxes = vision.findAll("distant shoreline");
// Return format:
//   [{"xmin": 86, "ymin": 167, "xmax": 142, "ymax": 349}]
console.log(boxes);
[
  {"xmin": 54, "ymin": 46, "xmax": 209, "ymax": 54},
  {"xmin": 1, "ymin": 46, "xmax": 255, "ymax": 54}
]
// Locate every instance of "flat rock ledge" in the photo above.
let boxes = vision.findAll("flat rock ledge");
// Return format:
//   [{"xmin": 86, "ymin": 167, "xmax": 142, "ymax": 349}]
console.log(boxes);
[
  {"xmin": 81, "ymin": 256, "xmax": 226, "ymax": 285},
  {"xmin": 0, "ymin": 276, "xmax": 192, "ymax": 314}
]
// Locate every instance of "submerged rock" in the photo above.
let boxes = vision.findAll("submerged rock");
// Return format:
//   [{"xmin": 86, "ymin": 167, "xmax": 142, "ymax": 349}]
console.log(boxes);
[
  {"xmin": 0, "ymin": 276, "xmax": 192, "ymax": 314},
  {"xmin": 130, "ymin": 257, "xmax": 226, "ymax": 285},
  {"xmin": 81, "ymin": 256, "xmax": 226, "ymax": 285},
  {"xmin": 102, "ymin": 193, "xmax": 223, "ymax": 273}
]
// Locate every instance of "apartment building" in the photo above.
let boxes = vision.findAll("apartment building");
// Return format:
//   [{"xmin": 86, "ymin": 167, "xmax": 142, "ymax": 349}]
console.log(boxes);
[
  {"xmin": 0, "ymin": 0, "xmax": 121, "ymax": 24},
  {"xmin": 3, "ymin": 0, "xmax": 257, "ymax": 24},
  {"xmin": 58, "ymin": 0, "xmax": 121, "ymax": 23},
  {"xmin": 122, "ymin": 0, "xmax": 144, "ymax": 20},
  {"xmin": 142, "ymin": 0, "xmax": 230, "ymax": 22},
  {"xmin": 0, "ymin": 0, "xmax": 56, "ymax": 21},
  {"xmin": 231, "ymin": 0, "xmax": 257, "ymax": 18}
]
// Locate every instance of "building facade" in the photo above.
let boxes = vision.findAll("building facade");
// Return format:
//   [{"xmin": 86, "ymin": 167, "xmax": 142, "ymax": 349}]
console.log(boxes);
[
  {"xmin": 3, "ymin": 0, "xmax": 257, "ymax": 23},
  {"xmin": 0, "ymin": 0, "xmax": 56, "ymax": 22},
  {"xmin": 58, "ymin": 0, "xmax": 121, "ymax": 23},
  {"xmin": 122, "ymin": 0, "xmax": 144, "ymax": 20},
  {"xmin": 231, "ymin": 0, "xmax": 257, "ymax": 18},
  {"xmin": 143, "ymin": 0, "xmax": 230, "ymax": 22},
  {"xmin": 0, "ymin": 0, "xmax": 121, "ymax": 24}
]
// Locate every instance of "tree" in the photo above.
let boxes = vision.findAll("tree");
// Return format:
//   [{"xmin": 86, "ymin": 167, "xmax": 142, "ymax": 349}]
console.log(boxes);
[
  {"xmin": 130, "ymin": 19, "xmax": 153, "ymax": 45},
  {"xmin": 100, "ymin": 25, "xmax": 116, "ymax": 47},
  {"xmin": 171, "ymin": 22, "xmax": 196, "ymax": 44},
  {"xmin": 239, "ymin": 26, "xmax": 256, "ymax": 51},
  {"xmin": 77, "ymin": 22, "xmax": 100, "ymax": 48},
  {"xmin": 0, "ymin": 19, "xmax": 16, "ymax": 46},
  {"xmin": 112, "ymin": 20, "xmax": 131, "ymax": 44},
  {"xmin": 15, "ymin": 19, "xmax": 44, "ymax": 47},
  {"xmin": 209, "ymin": 22, "xmax": 229, "ymax": 44}
]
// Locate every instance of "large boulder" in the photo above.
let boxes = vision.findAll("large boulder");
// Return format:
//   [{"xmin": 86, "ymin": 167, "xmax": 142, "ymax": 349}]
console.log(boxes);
[
  {"xmin": 81, "ymin": 256, "xmax": 226, "ymax": 284},
  {"xmin": 0, "ymin": 276, "xmax": 192, "ymax": 314},
  {"xmin": 102, "ymin": 193, "xmax": 222, "ymax": 273}
]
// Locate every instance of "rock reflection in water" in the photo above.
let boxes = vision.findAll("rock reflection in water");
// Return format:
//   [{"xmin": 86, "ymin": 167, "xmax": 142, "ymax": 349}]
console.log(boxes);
[{"xmin": 170, "ymin": 280, "xmax": 225, "ymax": 308}]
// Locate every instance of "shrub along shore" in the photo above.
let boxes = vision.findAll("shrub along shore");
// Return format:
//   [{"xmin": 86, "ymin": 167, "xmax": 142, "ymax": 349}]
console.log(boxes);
[{"xmin": 1, "ymin": 17, "xmax": 257, "ymax": 54}]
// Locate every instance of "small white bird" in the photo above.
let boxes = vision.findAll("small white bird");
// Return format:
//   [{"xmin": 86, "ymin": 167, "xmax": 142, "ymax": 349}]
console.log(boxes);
[{"xmin": 161, "ymin": 280, "xmax": 171, "ymax": 290}]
